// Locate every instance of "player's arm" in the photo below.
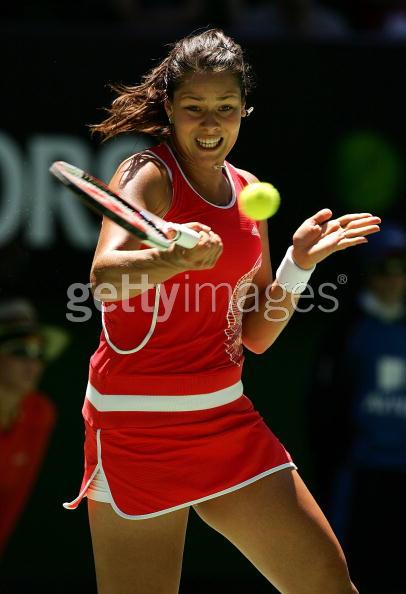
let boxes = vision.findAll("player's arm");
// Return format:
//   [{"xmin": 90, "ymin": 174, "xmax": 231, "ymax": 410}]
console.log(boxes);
[
  {"xmin": 91, "ymin": 157, "xmax": 221, "ymax": 301},
  {"xmin": 242, "ymin": 220, "xmax": 301, "ymax": 354},
  {"xmin": 239, "ymin": 166, "xmax": 380, "ymax": 353},
  {"xmin": 90, "ymin": 158, "xmax": 183, "ymax": 301},
  {"xmin": 238, "ymin": 169, "xmax": 300, "ymax": 354}
]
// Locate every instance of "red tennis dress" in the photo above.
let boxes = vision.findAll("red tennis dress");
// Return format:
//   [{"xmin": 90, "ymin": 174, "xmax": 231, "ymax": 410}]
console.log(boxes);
[{"xmin": 64, "ymin": 142, "xmax": 295, "ymax": 519}]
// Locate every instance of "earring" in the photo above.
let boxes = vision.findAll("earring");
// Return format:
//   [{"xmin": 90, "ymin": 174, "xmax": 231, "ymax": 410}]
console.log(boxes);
[
  {"xmin": 244, "ymin": 107, "xmax": 254, "ymax": 117},
  {"xmin": 168, "ymin": 114, "xmax": 173, "ymax": 124}
]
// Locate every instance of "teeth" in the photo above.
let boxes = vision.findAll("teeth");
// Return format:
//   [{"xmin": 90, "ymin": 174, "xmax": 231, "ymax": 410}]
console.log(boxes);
[{"xmin": 196, "ymin": 137, "xmax": 222, "ymax": 148}]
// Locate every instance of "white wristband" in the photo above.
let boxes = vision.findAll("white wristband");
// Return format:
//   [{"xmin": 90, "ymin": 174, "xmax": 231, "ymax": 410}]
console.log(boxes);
[{"xmin": 275, "ymin": 246, "xmax": 316, "ymax": 294}]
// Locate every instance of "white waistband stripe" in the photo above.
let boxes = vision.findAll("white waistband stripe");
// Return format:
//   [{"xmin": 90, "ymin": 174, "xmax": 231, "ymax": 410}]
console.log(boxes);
[{"xmin": 86, "ymin": 381, "xmax": 244, "ymax": 412}]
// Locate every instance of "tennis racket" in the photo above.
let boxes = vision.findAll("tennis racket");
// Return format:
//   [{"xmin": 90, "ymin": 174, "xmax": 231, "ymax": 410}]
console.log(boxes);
[{"xmin": 49, "ymin": 161, "xmax": 200, "ymax": 250}]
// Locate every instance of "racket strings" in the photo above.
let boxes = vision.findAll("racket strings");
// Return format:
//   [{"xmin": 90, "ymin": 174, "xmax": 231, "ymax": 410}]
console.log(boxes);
[
  {"xmin": 50, "ymin": 161, "xmax": 175, "ymax": 249},
  {"xmin": 82, "ymin": 173, "xmax": 168, "ymax": 241}
]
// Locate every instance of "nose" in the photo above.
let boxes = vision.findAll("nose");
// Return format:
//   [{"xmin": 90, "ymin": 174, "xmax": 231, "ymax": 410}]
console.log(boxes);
[{"xmin": 200, "ymin": 110, "xmax": 220, "ymax": 130}]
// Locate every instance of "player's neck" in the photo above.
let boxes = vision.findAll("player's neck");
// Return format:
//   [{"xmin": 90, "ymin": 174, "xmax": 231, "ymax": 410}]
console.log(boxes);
[
  {"xmin": 0, "ymin": 388, "xmax": 25, "ymax": 431},
  {"xmin": 168, "ymin": 140, "xmax": 230, "ymax": 204}
]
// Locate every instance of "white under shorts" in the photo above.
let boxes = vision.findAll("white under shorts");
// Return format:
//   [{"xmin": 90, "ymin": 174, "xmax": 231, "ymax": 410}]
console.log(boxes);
[{"xmin": 86, "ymin": 469, "xmax": 111, "ymax": 503}]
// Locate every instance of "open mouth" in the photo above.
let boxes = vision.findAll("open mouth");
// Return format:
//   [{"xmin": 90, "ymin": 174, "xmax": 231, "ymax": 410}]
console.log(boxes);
[{"xmin": 195, "ymin": 137, "xmax": 223, "ymax": 150}]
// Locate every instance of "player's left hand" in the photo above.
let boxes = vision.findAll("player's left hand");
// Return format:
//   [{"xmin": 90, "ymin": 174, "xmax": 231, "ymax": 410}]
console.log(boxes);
[{"xmin": 291, "ymin": 209, "xmax": 381, "ymax": 270}]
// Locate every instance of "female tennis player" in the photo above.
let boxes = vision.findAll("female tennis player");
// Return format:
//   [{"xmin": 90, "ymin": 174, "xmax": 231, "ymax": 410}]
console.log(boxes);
[{"xmin": 65, "ymin": 29, "xmax": 380, "ymax": 594}]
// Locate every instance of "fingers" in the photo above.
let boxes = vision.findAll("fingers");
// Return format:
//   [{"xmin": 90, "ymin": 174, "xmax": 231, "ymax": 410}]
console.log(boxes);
[
  {"xmin": 336, "ymin": 213, "xmax": 376, "ymax": 228},
  {"xmin": 312, "ymin": 211, "xmax": 380, "ymax": 232},
  {"xmin": 341, "ymin": 223, "xmax": 381, "ymax": 240},
  {"xmin": 333, "ymin": 214, "xmax": 381, "ymax": 251},
  {"xmin": 302, "ymin": 210, "xmax": 334, "ymax": 241},
  {"xmin": 185, "ymin": 222, "xmax": 212, "ymax": 233},
  {"xmin": 337, "ymin": 214, "xmax": 380, "ymax": 243},
  {"xmin": 294, "ymin": 210, "xmax": 333, "ymax": 245},
  {"xmin": 311, "ymin": 209, "xmax": 333, "ymax": 225},
  {"xmin": 320, "ymin": 219, "xmax": 341, "ymax": 236},
  {"xmin": 316, "ymin": 212, "xmax": 380, "ymax": 244},
  {"xmin": 181, "ymin": 228, "xmax": 223, "ymax": 269},
  {"xmin": 335, "ymin": 236, "xmax": 369, "ymax": 251},
  {"xmin": 197, "ymin": 229, "xmax": 222, "ymax": 246},
  {"xmin": 198, "ymin": 232, "xmax": 223, "ymax": 268},
  {"xmin": 291, "ymin": 209, "xmax": 381, "ymax": 266}
]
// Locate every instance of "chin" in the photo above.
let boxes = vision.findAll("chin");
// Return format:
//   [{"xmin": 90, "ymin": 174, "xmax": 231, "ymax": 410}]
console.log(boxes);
[
  {"xmin": 194, "ymin": 147, "xmax": 228, "ymax": 161},
  {"xmin": 15, "ymin": 381, "xmax": 36, "ymax": 394}
]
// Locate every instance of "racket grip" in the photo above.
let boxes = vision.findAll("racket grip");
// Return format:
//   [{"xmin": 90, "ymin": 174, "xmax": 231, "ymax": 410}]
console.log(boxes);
[{"xmin": 168, "ymin": 224, "xmax": 200, "ymax": 248}]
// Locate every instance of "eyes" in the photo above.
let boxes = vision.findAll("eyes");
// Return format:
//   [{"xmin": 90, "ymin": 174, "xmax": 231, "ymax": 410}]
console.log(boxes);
[{"xmin": 184, "ymin": 105, "xmax": 235, "ymax": 114}]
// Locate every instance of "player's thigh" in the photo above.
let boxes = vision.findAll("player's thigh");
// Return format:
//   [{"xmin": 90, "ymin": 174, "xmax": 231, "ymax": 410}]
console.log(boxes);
[
  {"xmin": 88, "ymin": 500, "xmax": 190, "ymax": 594},
  {"xmin": 193, "ymin": 469, "xmax": 357, "ymax": 594}
]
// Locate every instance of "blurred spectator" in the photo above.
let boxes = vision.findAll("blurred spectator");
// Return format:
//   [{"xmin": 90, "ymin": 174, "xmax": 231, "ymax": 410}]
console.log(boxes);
[
  {"xmin": 0, "ymin": 299, "xmax": 68, "ymax": 556},
  {"xmin": 230, "ymin": 0, "xmax": 351, "ymax": 40},
  {"xmin": 308, "ymin": 223, "xmax": 406, "ymax": 593}
]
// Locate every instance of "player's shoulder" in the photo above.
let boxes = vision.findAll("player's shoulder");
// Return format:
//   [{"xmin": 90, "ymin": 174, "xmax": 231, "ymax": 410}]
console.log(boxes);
[
  {"xmin": 110, "ymin": 148, "xmax": 172, "ymax": 215},
  {"xmin": 113, "ymin": 149, "xmax": 171, "ymax": 190},
  {"xmin": 233, "ymin": 167, "xmax": 260, "ymax": 185}
]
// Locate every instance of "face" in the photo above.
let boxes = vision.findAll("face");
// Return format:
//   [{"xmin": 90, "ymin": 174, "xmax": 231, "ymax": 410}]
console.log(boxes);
[
  {"xmin": 369, "ymin": 270, "xmax": 406, "ymax": 306},
  {"xmin": 166, "ymin": 71, "xmax": 245, "ymax": 169},
  {"xmin": 0, "ymin": 337, "xmax": 44, "ymax": 395}
]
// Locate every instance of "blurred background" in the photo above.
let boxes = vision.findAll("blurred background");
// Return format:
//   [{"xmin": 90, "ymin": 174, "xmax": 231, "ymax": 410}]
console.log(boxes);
[{"xmin": 1, "ymin": 1, "xmax": 405, "ymax": 593}]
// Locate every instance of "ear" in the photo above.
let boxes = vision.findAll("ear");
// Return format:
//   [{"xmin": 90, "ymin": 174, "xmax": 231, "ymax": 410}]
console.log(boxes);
[{"xmin": 242, "ymin": 106, "xmax": 254, "ymax": 118}]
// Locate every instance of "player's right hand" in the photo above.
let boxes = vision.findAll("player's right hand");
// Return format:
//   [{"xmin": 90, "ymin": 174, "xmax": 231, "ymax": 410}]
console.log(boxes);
[{"xmin": 166, "ymin": 222, "xmax": 223, "ymax": 271}]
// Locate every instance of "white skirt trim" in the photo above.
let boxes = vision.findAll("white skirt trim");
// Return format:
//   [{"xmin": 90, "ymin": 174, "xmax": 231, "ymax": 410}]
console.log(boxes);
[
  {"xmin": 67, "ymin": 429, "xmax": 298, "ymax": 520},
  {"xmin": 85, "ymin": 380, "xmax": 244, "ymax": 412},
  {"xmin": 62, "ymin": 462, "xmax": 100, "ymax": 510}
]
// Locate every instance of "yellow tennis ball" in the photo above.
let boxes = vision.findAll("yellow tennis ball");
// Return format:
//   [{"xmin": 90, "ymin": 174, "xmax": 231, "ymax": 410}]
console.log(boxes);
[{"xmin": 238, "ymin": 182, "xmax": 281, "ymax": 221}]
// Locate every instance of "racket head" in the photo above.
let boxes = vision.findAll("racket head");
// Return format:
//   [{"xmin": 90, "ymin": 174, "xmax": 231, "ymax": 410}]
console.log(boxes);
[{"xmin": 49, "ymin": 161, "xmax": 172, "ymax": 249}]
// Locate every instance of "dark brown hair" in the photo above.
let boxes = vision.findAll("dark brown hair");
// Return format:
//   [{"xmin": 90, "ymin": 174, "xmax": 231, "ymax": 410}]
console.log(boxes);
[{"xmin": 91, "ymin": 28, "xmax": 254, "ymax": 141}]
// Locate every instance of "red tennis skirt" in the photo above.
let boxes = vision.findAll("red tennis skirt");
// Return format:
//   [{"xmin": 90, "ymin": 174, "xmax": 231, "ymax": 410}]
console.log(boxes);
[{"xmin": 64, "ymin": 395, "xmax": 296, "ymax": 519}]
